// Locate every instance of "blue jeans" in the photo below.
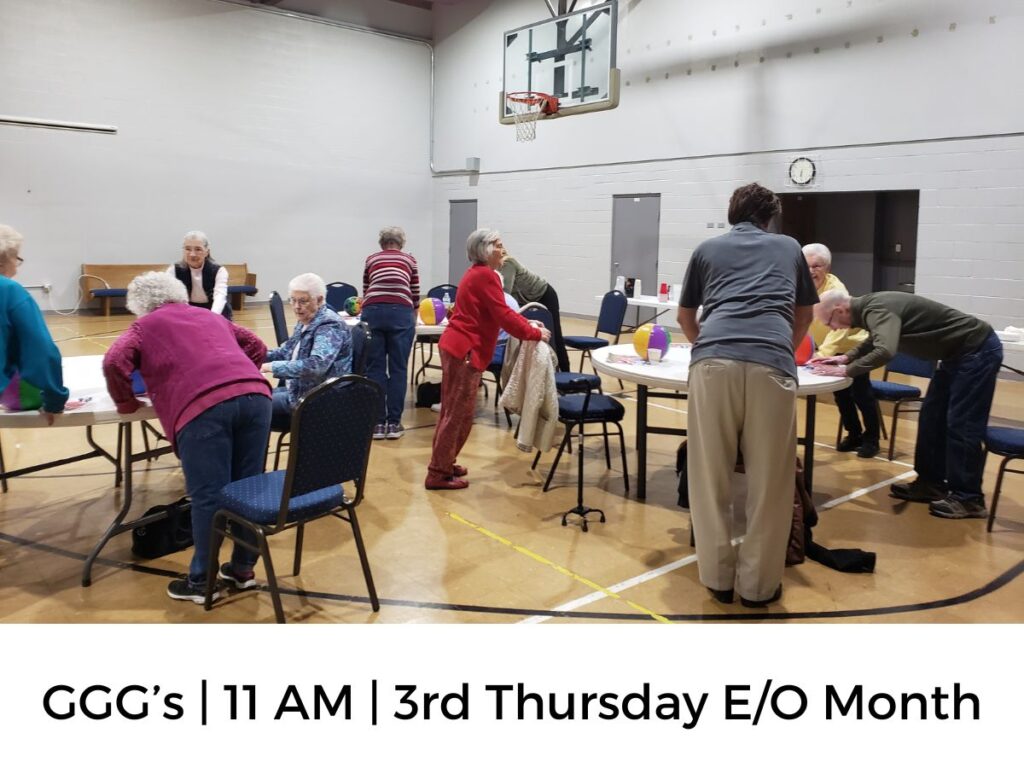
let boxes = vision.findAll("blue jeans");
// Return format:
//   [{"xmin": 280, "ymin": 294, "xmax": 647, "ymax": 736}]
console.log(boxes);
[
  {"xmin": 176, "ymin": 393, "xmax": 272, "ymax": 584},
  {"xmin": 270, "ymin": 387, "xmax": 292, "ymax": 432},
  {"xmin": 914, "ymin": 331, "xmax": 1003, "ymax": 501},
  {"xmin": 361, "ymin": 303, "xmax": 416, "ymax": 424}
]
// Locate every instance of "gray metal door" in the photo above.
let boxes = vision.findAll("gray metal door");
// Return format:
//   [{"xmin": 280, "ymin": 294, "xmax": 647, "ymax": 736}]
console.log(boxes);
[
  {"xmin": 611, "ymin": 194, "xmax": 661, "ymax": 322},
  {"xmin": 449, "ymin": 200, "xmax": 478, "ymax": 285}
]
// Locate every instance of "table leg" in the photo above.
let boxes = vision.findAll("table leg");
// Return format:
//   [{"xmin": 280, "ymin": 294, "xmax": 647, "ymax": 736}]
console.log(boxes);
[
  {"xmin": 803, "ymin": 395, "xmax": 816, "ymax": 493},
  {"xmin": 637, "ymin": 385, "xmax": 648, "ymax": 499},
  {"xmin": 82, "ymin": 423, "xmax": 133, "ymax": 587}
]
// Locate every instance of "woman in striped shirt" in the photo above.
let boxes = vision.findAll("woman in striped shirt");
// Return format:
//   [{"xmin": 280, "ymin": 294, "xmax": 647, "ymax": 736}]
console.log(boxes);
[{"xmin": 362, "ymin": 226, "xmax": 420, "ymax": 439}]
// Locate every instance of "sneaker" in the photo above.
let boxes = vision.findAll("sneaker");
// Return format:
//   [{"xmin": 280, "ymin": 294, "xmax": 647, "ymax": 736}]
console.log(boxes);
[
  {"xmin": 167, "ymin": 578, "xmax": 220, "ymax": 605},
  {"xmin": 890, "ymin": 479, "xmax": 947, "ymax": 502},
  {"xmin": 219, "ymin": 563, "xmax": 258, "ymax": 591},
  {"xmin": 430, "ymin": 402, "xmax": 442, "ymax": 413},
  {"xmin": 740, "ymin": 585, "xmax": 782, "ymax": 609},
  {"xmin": 373, "ymin": 423, "xmax": 387, "ymax": 440},
  {"xmin": 837, "ymin": 435, "xmax": 863, "ymax": 452},
  {"xmin": 386, "ymin": 422, "xmax": 405, "ymax": 440},
  {"xmin": 929, "ymin": 494, "xmax": 988, "ymax": 520},
  {"xmin": 424, "ymin": 475, "xmax": 469, "ymax": 490},
  {"xmin": 856, "ymin": 440, "xmax": 881, "ymax": 459}
]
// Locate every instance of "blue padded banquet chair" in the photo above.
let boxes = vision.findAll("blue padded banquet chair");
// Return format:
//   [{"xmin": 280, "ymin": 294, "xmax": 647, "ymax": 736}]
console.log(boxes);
[
  {"xmin": 520, "ymin": 302, "xmax": 602, "ymax": 395},
  {"xmin": 984, "ymin": 426, "xmax": 1024, "ymax": 532},
  {"xmin": 325, "ymin": 282, "xmax": 358, "ymax": 312},
  {"xmin": 206, "ymin": 375, "xmax": 382, "ymax": 623},
  {"xmin": 267, "ymin": 291, "xmax": 289, "ymax": 346},
  {"xmin": 563, "ymin": 290, "xmax": 627, "ymax": 374}
]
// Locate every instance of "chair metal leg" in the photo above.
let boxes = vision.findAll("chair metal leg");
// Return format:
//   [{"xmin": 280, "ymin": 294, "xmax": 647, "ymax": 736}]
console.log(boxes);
[
  {"xmin": 878, "ymin": 402, "xmax": 888, "ymax": 440},
  {"xmin": 0, "ymin": 434, "xmax": 7, "ymax": 493},
  {"xmin": 258, "ymin": 531, "xmax": 286, "ymax": 624},
  {"xmin": 348, "ymin": 506, "xmax": 380, "ymax": 611},
  {"xmin": 293, "ymin": 522, "xmax": 305, "ymax": 576},
  {"xmin": 543, "ymin": 426, "xmax": 574, "ymax": 492},
  {"xmin": 887, "ymin": 402, "xmax": 901, "ymax": 461},
  {"xmin": 615, "ymin": 421, "xmax": 630, "ymax": 493},
  {"xmin": 602, "ymin": 421, "xmax": 612, "ymax": 469},
  {"xmin": 835, "ymin": 418, "xmax": 843, "ymax": 450},
  {"xmin": 273, "ymin": 431, "xmax": 288, "ymax": 471},
  {"xmin": 987, "ymin": 454, "xmax": 1012, "ymax": 533}
]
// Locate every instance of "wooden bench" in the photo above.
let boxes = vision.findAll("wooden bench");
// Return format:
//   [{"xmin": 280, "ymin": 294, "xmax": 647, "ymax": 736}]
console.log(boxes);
[{"xmin": 81, "ymin": 264, "xmax": 258, "ymax": 316}]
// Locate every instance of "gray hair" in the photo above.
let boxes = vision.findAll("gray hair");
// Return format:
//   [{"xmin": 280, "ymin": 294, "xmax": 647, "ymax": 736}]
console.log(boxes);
[
  {"xmin": 127, "ymin": 271, "xmax": 189, "ymax": 316},
  {"xmin": 466, "ymin": 227, "xmax": 501, "ymax": 265},
  {"xmin": 814, "ymin": 287, "xmax": 851, "ymax": 322},
  {"xmin": 802, "ymin": 242, "xmax": 832, "ymax": 267},
  {"xmin": 0, "ymin": 224, "xmax": 24, "ymax": 266},
  {"xmin": 179, "ymin": 230, "xmax": 211, "ymax": 268},
  {"xmin": 288, "ymin": 272, "xmax": 326, "ymax": 300},
  {"xmin": 379, "ymin": 226, "xmax": 406, "ymax": 250}
]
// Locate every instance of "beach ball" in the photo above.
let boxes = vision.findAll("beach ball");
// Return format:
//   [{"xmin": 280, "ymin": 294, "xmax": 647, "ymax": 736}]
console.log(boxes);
[
  {"xmin": 344, "ymin": 296, "xmax": 362, "ymax": 316},
  {"xmin": 419, "ymin": 297, "xmax": 447, "ymax": 325},
  {"xmin": 633, "ymin": 323, "xmax": 671, "ymax": 361},
  {"xmin": 795, "ymin": 335, "xmax": 815, "ymax": 365}
]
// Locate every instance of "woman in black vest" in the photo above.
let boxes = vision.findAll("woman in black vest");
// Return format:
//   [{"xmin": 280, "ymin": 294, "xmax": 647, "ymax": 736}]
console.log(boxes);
[{"xmin": 167, "ymin": 230, "xmax": 232, "ymax": 320}]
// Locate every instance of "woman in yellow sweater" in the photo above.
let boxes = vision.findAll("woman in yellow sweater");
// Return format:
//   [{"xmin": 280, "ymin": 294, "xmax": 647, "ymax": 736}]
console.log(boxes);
[{"xmin": 803, "ymin": 243, "xmax": 880, "ymax": 459}]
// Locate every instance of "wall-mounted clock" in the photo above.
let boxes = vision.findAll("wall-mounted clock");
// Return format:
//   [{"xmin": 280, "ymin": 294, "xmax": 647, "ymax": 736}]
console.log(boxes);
[{"xmin": 788, "ymin": 156, "xmax": 816, "ymax": 185}]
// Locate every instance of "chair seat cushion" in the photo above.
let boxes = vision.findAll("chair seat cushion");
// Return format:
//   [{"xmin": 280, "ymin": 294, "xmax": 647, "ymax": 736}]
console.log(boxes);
[
  {"xmin": 219, "ymin": 470, "xmax": 345, "ymax": 525},
  {"xmin": 227, "ymin": 285, "xmax": 258, "ymax": 295},
  {"xmin": 871, "ymin": 380, "xmax": 921, "ymax": 400},
  {"xmin": 91, "ymin": 288, "xmax": 128, "ymax": 297},
  {"xmin": 563, "ymin": 335, "xmax": 609, "ymax": 351},
  {"xmin": 985, "ymin": 426, "xmax": 1024, "ymax": 457},
  {"xmin": 555, "ymin": 371, "xmax": 601, "ymax": 392},
  {"xmin": 558, "ymin": 393, "xmax": 625, "ymax": 422}
]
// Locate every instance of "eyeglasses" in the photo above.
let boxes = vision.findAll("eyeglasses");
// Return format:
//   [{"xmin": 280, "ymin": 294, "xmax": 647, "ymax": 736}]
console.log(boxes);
[
  {"xmin": 289, "ymin": 296, "xmax": 314, "ymax": 307},
  {"xmin": 15, "ymin": 256, "xmax": 24, "ymax": 265}
]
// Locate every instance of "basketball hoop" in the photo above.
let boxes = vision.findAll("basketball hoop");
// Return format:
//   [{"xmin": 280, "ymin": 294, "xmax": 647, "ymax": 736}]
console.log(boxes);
[{"xmin": 505, "ymin": 91, "xmax": 558, "ymax": 142}]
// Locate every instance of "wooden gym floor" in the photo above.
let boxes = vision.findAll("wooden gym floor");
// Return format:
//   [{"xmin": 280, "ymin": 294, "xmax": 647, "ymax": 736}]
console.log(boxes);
[{"xmin": 1, "ymin": 306, "xmax": 1021, "ymax": 623}]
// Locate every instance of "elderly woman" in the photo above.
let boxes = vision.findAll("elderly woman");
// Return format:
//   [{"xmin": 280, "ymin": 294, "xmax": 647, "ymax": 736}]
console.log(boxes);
[
  {"xmin": 803, "ymin": 243, "xmax": 880, "ymax": 459},
  {"xmin": 362, "ymin": 226, "xmax": 419, "ymax": 439},
  {"xmin": 497, "ymin": 245, "xmax": 571, "ymax": 372},
  {"xmin": 167, "ymin": 230, "xmax": 232, "ymax": 319},
  {"xmin": 103, "ymin": 272, "xmax": 271, "ymax": 604},
  {"xmin": 0, "ymin": 224, "xmax": 74, "ymax": 424},
  {"xmin": 261, "ymin": 273, "xmax": 352, "ymax": 431},
  {"xmin": 426, "ymin": 228, "xmax": 551, "ymax": 490}
]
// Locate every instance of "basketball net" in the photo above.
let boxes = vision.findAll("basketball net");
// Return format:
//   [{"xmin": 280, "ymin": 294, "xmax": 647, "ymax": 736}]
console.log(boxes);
[{"xmin": 505, "ymin": 92, "xmax": 556, "ymax": 143}]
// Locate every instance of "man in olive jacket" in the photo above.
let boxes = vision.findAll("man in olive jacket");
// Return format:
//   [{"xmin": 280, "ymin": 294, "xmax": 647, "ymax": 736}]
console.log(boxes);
[{"xmin": 812, "ymin": 290, "xmax": 1003, "ymax": 520}]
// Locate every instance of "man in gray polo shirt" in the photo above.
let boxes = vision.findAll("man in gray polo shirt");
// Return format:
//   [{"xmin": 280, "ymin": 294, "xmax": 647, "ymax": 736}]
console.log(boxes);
[
  {"xmin": 679, "ymin": 182, "xmax": 818, "ymax": 608},
  {"xmin": 812, "ymin": 290, "xmax": 1003, "ymax": 519}
]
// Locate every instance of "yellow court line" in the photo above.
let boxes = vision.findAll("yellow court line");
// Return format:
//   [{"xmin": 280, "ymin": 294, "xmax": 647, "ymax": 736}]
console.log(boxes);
[{"xmin": 447, "ymin": 511, "xmax": 671, "ymax": 624}]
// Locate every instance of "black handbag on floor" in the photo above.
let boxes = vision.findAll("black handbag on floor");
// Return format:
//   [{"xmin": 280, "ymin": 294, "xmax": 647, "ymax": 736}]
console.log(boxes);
[
  {"xmin": 416, "ymin": 381, "xmax": 442, "ymax": 408},
  {"xmin": 131, "ymin": 497, "xmax": 193, "ymax": 559}
]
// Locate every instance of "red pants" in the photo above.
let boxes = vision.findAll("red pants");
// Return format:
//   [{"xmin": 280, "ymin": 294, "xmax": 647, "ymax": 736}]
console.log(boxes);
[{"xmin": 427, "ymin": 349, "xmax": 482, "ymax": 480}]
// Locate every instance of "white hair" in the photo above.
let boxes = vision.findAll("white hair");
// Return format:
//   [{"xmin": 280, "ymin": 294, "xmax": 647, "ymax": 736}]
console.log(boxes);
[
  {"xmin": 183, "ymin": 230, "xmax": 209, "ymax": 249},
  {"xmin": 0, "ymin": 224, "xmax": 24, "ymax": 266},
  {"xmin": 802, "ymin": 242, "xmax": 832, "ymax": 267},
  {"xmin": 127, "ymin": 271, "xmax": 189, "ymax": 316},
  {"xmin": 814, "ymin": 287, "xmax": 851, "ymax": 322},
  {"xmin": 288, "ymin": 272, "xmax": 326, "ymax": 300},
  {"xmin": 466, "ymin": 228, "xmax": 501, "ymax": 265}
]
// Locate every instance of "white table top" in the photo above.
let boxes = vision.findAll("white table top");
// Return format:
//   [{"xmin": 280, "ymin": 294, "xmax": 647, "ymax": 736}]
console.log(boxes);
[
  {"xmin": 595, "ymin": 293, "xmax": 677, "ymax": 310},
  {"xmin": 591, "ymin": 344, "xmax": 851, "ymax": 396},
  {"xmin": 414, "ymin": 322, "xmax": 445, "ymax": 337},
  {"xmin": 0, "ymin": 355, "xmax": 156, "ymax": 428}
]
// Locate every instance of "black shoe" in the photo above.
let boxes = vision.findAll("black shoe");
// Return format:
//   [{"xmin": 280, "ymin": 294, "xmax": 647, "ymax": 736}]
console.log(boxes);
[
  {"xmin": 856, "ymin": 440, "xmax": 880, "ymax": 459},
  {"xmin": 167, "ymin": 578, "xmax": 222, "ymax": 604},
  {"xmin": 890, "ymin": 479, "xmax": 947, "ymax": 502},
  {"xmin": 836, "ymin": 435, "xmax": 863, "ymax": 452},
  {"xmin": 707, "ymin": 587, "xmax": 734, "ymax": 604},
  {"xmin": 740, "ymin": 585, "xmax": 782, "ymax": 608}
]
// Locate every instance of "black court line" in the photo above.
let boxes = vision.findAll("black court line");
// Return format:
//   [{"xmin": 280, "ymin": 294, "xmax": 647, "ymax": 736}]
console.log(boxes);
[{"xmin": 2, "ymin": 529, "xmax": 1022, "ymax": 622}]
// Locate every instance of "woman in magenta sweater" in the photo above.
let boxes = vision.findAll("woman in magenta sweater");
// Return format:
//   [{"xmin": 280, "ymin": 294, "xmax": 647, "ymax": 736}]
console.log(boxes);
[
  {"xmin": 103, "ymin": 272, "xmax": 272, "ymax": 604},
  {"xmin": 426, "ymin": 229, "xmax": 551, "ymax": 490}
]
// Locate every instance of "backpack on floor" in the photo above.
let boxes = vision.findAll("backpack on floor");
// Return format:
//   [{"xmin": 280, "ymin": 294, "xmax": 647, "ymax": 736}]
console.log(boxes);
[{"xmin": 131, "ymin": 497, "xmax": 193, "ymax": 559}]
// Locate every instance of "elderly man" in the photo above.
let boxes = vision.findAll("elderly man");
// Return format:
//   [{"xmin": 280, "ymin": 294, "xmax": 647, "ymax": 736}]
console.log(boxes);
[
  {"xmin": 679, "ymin": 182, "xmax": 817, "ymax": 608},
  {"xmin": 803, "ymin": 243, "xmax": 880, "ymax": 458},
  {"xmin": 812, "ymin": 290, "xmax": 1003, "ymax": 519}
]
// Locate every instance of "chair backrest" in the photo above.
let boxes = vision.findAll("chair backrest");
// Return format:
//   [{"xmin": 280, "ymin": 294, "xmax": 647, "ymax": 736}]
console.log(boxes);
[
  {"xmin": 325, "ymin": 282, "xmax": 358, "ymax": 311},
  {"xmin": 885, "ymin": 352, "xmax": 936, "ymax": 380},
  {"xmin": 268, "ymin": 291, "xmax": 289, "ymax": 345},
  {"xmin": 280, "ymin": 375, "xmax": 383, "ymax": 525},
  {"xmin": 350, "ymin": 321, "xmax": 371, "ymax": 375},
  {"xmin": 595, "ymin": 290, "xmax": 628, "ymax": 336},
  {"xmin": 519, "ymin": 301, "xmax": 554, "ymax": 331},
  {"xmin": 427, "ymin": 283, "xmax": 458, "ymax": 303}
]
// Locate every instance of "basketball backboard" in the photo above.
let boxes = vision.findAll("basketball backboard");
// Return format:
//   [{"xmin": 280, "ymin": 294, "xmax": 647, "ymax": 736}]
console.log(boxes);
[{"xmin": 499, "ymin": 0, "xmax": 619, "ymax": 125}]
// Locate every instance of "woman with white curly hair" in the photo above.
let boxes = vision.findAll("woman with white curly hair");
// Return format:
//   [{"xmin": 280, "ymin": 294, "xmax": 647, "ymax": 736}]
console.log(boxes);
[{"xmin": 102, "ymin": 271, "xmax": 272, "ymax": 605}]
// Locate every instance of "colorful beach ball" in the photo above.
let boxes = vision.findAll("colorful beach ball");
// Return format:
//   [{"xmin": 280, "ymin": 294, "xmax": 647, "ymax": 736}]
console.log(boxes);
[
  {"xmin": 344, "ymin": 296, "xmax": 362, "ymax": 316},
  {"xmin": 419, "ymin": 297, "xmax": 447, "ymax": 325},
  {"xmin": 795, "ymin": 335, "xmax": 815, "ymax": 365},
  {"xmin": 633, "ymin": 323, "xmax": 671, "ymax": 361}
]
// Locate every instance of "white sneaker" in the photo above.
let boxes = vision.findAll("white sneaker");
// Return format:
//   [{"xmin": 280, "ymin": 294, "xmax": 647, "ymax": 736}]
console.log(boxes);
[{"xmin": 430, "ymin": 402, "xmax": 442, "ymax": 413}]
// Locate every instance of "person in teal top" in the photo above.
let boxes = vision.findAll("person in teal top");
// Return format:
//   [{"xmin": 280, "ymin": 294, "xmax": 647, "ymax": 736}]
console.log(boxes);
[{"xmin": 0, "ymin": 224, "xmax": 71, "ymax": 424}]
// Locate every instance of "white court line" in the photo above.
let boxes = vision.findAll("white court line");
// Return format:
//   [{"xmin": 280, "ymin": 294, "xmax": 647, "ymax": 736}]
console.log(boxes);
[
  {"xmin": 820, "ymin": 469, "xmax": 917, "ymax": 509},
  {"xmin": 613, "ymin": 391, "xmax": 688, "ymax": 416}
]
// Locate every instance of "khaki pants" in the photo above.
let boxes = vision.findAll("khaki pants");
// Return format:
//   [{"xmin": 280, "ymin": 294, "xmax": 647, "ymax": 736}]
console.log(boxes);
[{"xmin": 688, "ymin": 358, "xmax": 797, "ymax": 601}]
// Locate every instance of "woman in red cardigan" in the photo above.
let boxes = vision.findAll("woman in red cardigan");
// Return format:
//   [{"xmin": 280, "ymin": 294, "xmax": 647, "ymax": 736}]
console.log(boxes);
[{"xmin": 426, "ymin": 229, "xmax": 551, "ymax": 490}]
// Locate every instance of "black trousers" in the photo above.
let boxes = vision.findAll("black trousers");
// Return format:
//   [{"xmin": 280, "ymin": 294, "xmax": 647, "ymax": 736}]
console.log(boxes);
[
  {"xmin": 537, "ymin": 284, "xmax": 571, "ymax": 372},
  {"xmin": 835, "ymin": 372, "xmax": 879, "ymax": 441}
]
